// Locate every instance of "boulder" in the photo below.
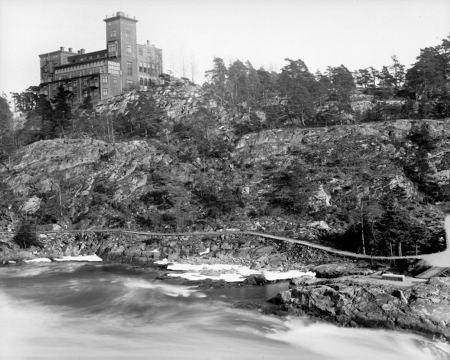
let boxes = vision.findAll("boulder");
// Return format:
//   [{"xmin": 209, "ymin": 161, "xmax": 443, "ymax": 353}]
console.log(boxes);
[
  {"xmin": 254, "ymin": 245, "xmax": 275, "ymax": 257},
  {"xmin": 21, "ymin": 196, "xmax": 41, "ymax": 214},
  {"xmin": 312, "ymin": 262, "xmax": 373, "ymax": 278},
  {"xmin": 307, "ymin": 220, "xmax": 331, "ymax": 231},
  {"xmin": 271, "ymin": 277, "xmax": 450, "ymax": 341},
  {"xmin": 308, "ymin": 185, "xmax": 331, "ymax": 212}
]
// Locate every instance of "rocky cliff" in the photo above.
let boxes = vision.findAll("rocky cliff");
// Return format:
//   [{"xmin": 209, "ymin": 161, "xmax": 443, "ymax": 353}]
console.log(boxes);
[
  {"xmin": 0, "ymin": 79, "xmax": 449, "ymax": 259},
  {"xmin": 1, "ymin": 117, "xmax": 449, "ymax": 258}
]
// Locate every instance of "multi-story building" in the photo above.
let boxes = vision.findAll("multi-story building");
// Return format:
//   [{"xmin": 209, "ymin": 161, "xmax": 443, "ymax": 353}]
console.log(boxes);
[{"xmin": 39, "ymin": 11, "xmax": 163, "ymax": 105}]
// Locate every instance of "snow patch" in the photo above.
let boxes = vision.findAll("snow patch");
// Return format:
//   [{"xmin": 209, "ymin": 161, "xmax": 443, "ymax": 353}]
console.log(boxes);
[
  {"xmin": 154, "ymin": 258, "xmax": 169, "ymax": 265},
  {"xmin": 263, "ymin": 270, "xmax": 315, "ymax": 281},
  {"xmin": 24, "ymin": 258, "xmax": 52, "ymax": 264},
  {"xmin": 53, "ymin": 254, "xmax": 102, "ymax": 262},
  {"xmin": 164, "ymin": 263, "xmax": 314, "ymax": 283},
  {"xmin": 167, "ymin": 272, "xmax": 249, "ymax": 283}
]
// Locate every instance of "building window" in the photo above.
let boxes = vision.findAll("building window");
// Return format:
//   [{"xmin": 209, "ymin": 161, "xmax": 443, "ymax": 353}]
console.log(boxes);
[
  {"xmin": 144, "ymin": 78, "xmax": 148, "ymax": 86},
  {"xmin": 127, "ymin": 61, "xmax": 133, "ymax": 76},
  {"xmin": 139, "ymin": 48, "xmax": 143, "ymax": 56},
  {"xmin": 108, "ymin": 43, "xmax": 117, "ymax": 57},
  {"xmin": 102, "ymin": 88, "xmax": 108, "ymax": 96},
  {"xmin": 125, "ymin": 31, "xmax": 130, "ymax": 39},
  {"xmin": 126, "ymin": 44, "xmax": 132, "ymax": 54},
  {"xmin": 102, "ymin": 76, "xmax": 108, "ymax": 84},
  {"xmin": 140, "ymin": 78, "xmax": 143, "ymax": 85},
  {"xmin": 110, "ymin": 30, "xmax": 116, "ymax": 38},
  {"xmin": 139, "ymin": 66, "xmax": 143, "ymax": 73}
]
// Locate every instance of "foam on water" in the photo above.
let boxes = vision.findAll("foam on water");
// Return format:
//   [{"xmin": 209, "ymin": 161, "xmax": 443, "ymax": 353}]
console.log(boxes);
[
  {"xmin": 0, "ymin": 262, "xmax": 89, "ymax": 278},
  {"xmin": 124, "ymin": 278, "xmax": 206, "ymax": 297},
  {"xmin": 1, "ymin": 262, "xmax": 448, "ymax": 360},
  {"xmin": 267, "ymin": 318, "xmax": 450, "ymax": 360}
]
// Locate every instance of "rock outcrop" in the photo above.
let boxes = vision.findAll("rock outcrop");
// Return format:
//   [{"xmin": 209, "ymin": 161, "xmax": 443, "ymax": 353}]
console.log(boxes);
[
  {"xmin": 1, "ymin": 118, "xmax": 448, "ymax": 257},
  {"xmin": 312, "ymin": 262, "xmax": 374, "ymax": 278},
  {"xmin": 271, "ymin": 276, "xmax": 450, "ymax": 341}
]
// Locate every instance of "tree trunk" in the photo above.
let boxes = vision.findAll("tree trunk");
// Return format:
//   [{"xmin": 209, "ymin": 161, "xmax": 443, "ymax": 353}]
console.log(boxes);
[{"xmin": 361, "ymin": 201, "xmax": 366, "ymax": 255}]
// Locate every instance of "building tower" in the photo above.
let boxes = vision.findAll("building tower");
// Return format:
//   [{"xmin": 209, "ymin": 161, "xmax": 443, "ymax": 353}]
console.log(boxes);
[{"xmin": 104, "ymin": 12, "xmax": 138, "ymax": 91}]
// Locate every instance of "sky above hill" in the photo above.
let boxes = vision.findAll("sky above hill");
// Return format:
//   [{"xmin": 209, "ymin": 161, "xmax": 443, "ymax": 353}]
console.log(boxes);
[{"xmin": 0, "ymin": 0, "xmax": 449, "ymax": 96}]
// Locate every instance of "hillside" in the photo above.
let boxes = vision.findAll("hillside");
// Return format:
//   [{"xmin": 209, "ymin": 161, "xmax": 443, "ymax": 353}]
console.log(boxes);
[{"xmin": 1, "ymin": 84, "xmax": 449, "ymax": 258}]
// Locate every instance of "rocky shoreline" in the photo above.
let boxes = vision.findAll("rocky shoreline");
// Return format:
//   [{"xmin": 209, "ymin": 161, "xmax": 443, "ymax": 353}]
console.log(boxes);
[
  {"xmin": 1, "ymin": 231, "xmax": 449, "ymax": 343},
  {"xmin": 269, "ymin": 275, "xmax": 450, "ymax": 343}
]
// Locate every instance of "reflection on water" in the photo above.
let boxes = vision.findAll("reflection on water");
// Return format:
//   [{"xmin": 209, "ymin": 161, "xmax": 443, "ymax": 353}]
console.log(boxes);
[{"xmin": 0, "ymin": 263, "xmax": 448, "ymax": 360}]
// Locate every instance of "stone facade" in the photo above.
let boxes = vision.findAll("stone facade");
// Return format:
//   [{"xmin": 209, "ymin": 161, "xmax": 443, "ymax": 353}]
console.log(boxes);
[{"xmin": 39, "ymin": 11, "xmax": 163, "ymax": 105}]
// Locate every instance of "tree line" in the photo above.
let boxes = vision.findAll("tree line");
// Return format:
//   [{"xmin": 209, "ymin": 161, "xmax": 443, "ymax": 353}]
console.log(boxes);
[
  {"xmin": 202, "ymin": 35, "xmax": 449, "ymax": 133},
  {"xmin": 1, "ymin": 35, "xmax": 449, "ymax": 150}
]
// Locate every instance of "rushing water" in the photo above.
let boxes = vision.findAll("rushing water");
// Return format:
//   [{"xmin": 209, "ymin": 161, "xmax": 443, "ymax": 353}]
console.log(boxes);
[{"xmin": 0, "ymin": 263, "xmax": 448, "ymax": 360}]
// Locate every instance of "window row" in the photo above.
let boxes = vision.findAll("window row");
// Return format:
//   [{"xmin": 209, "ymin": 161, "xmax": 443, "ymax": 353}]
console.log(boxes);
[
  {"xmin": 139, "ymin": 78, "xmax": 151, "ymax": 86},
  {"xmin": 139, "ymin": 62, "xmax": 158, "ymax": 69},
  {"xmin": 109, "ymin": 30, "xmax": 131, "ymax": 39},
  {"xmin": 56, "ymin": 66, "xmax": 108, "ymax": 79},
  {"xmin": 56, "ymin": 62, "xmax": 107, "ymax": 74},
  {"xmin": 139, "ymin": 65, "xmax": 159, "ymax": 74}
]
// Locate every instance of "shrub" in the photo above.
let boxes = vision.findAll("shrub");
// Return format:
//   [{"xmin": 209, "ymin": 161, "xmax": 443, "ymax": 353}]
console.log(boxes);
[
  {"xmin": 264, "ymin": 161, "xmax": 315, "ymax": 215},
  {"xmin": 13, "ymin": 221, "xmax": 42, "ymax": 249},
  {"xmin": 191, "ymin": 178, "xmax": 243, "ymax": 218}
]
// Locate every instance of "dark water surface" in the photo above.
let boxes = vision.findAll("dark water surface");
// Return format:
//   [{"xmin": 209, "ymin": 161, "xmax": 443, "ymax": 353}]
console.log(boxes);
[{"xmin": 0, "ymin": 263, "xmax": 448, "ymax": 360}]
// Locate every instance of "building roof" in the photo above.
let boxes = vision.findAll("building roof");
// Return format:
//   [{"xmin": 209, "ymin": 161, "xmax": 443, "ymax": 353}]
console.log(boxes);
[
  {"xmin": 104, "ymin": 11, "xmax": 138, "ymax": 23},
  {"xmin": 39, "ymin": 49, "xmax": 74, "ymax": 58},
  {"xmin": 68, "ymin": 49, "xmax": 108, "ymax": 64},
  {"xmin": 137, "ymin": 43, "xmax": 162, "ymax": 52}
]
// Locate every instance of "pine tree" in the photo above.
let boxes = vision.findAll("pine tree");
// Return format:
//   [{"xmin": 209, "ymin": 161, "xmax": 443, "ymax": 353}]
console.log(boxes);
[
  {"xmin": 278, "ymin": 59, "xmax": 316, "ymax": 125},
  {"xmin": 205, "ymin": 57, "xmax": 228, "ymax": 105},
  {"xmin": 51, "ymin": 85, "xmax": 73, "ymax": 136}
]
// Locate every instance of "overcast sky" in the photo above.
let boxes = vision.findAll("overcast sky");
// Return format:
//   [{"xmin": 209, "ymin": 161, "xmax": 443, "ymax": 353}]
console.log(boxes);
[{"xmin": 0, "ymin": 0, "xmax": 449, "ymax": 95}]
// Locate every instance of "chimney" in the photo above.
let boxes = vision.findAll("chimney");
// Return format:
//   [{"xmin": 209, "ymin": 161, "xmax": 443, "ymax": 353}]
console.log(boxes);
[
  {"xmin": 117, "ymin": 11, "xmax": 125, "ymax": 16},
  {"xmin": 60, "ymin": 46, "xmax": 65, "ymax": 51},
  {"xmin": 68, "ymin": 47, "xmax": 73, "ymax": 52},
  {"xmin": 146, "ymin": 40, "xmax": 150, "ymax": 45},
  {"xmin": 80, "ymin": 49, "xmax": 85, "ymax": 54},
  {"xmin": 77, "ymin": 50, "xmax": 81, "ymax": 54}
]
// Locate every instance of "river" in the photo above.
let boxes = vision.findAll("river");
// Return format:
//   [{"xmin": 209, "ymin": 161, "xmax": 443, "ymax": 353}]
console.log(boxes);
[{"xmin": 0, "ymin": 262, "xmax": 448, "ymax": 360}]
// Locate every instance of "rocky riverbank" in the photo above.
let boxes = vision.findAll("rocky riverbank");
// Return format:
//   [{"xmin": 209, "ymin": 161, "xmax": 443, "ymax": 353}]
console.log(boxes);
[
  {"xmin": 269, "ymin": 275, "xmax": 450, "ymax": 342},
  {"xmin": 0, "ymin": 229, "xmax": 370, "ymax": 271},
  {"xmin": 2, "ymin": 229, "xmax": 449, "ymax": 343}
]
